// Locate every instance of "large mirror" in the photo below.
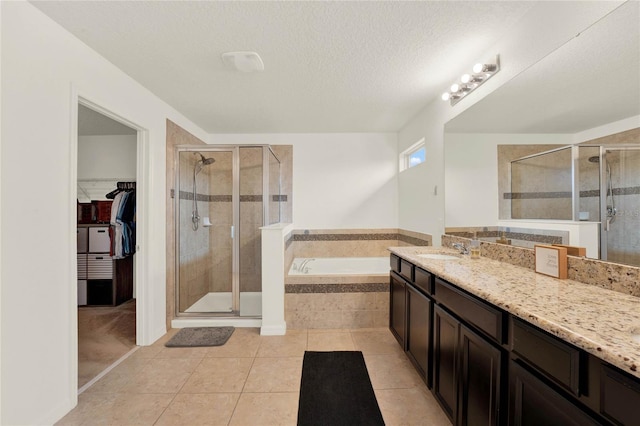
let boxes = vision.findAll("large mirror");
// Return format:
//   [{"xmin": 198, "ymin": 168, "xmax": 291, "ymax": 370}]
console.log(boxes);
[{"xmin": 443, "ymin": 1, "xmax": 640, "ymax": 266}]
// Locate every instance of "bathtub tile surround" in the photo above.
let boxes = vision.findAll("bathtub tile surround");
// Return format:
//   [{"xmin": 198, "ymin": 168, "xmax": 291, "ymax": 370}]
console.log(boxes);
[
  {"xmin": 442, "ymin": 234, "xmax": 640, "ymax": 296},
  {"xmin": 285, "ymin": 228, "xmax": 431, "ymax": 329}
]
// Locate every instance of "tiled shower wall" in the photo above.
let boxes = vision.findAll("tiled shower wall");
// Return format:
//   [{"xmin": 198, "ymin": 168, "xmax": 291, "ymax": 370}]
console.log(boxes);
[
  {"xmin": 166, "ymin": 120, "xmax": 207, "ymax": 326},
  {"xmin": 166, "ymin": 120, "xmax": 293, "ymax": 325},
  {"xmin": 583, "ymin": 128, "xmax": 640, "ymax": 266}
]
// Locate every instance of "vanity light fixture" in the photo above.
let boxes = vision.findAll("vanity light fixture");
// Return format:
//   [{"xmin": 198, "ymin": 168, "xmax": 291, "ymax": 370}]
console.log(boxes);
[{"xmin": 442, "ymin": 55, "xmax": 500, "ymax": 106}]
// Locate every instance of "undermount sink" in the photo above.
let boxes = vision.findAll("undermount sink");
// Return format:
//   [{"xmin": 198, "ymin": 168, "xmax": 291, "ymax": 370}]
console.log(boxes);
[
  {"xmin": 417, "ymin": 253, "xmax": 461, "ymax": 260},
  {"xmin": 630, "ymin": 327, "xmax": 640, "ymax": 344}
]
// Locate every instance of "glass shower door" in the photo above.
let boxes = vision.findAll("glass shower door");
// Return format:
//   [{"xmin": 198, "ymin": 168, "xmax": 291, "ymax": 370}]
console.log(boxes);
[
  {"xmin": 177, "ymin": 148, "xmax": 237, "ymax": 314},
  {"xmin": 601, "ymin": 148, "xmax": 640, "ymax": 266}
]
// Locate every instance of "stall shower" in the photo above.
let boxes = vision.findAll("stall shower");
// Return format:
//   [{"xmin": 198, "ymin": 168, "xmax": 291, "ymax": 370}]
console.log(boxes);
[
  {"xmin": 175, "ymin": 145, "xmax": 281, "ymax": 317},
  {"xmin": 510, "ymin": 139, "xmax": 640, "ymax": 266}
]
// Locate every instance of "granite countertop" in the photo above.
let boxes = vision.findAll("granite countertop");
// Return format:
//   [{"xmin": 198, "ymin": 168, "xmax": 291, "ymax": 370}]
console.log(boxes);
[{"xmin": 389, "ymin": 246, "xmax": 640, "ymax": 379}]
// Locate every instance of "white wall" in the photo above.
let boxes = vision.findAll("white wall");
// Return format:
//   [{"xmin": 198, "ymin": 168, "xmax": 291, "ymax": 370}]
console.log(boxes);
[
  {"xmin": 78, "ymin": 135, "xmax": 137, "ymax": 180},
  {"xmin": 398, "ymin": 1, "xmax": 623, "ymax": 246},
  {"xmin": 573, "ymin": 115, "xmax": 640, "ymax": 144},
  {"xmin": 210, "ymin": 133, "xmax": 399, "ymax": 229},
  {"xmin": 0, "ymin": 2, "xmax": 209, "ymax": 424},
  {"xmin": 77, "ymin": 135, "xmax": 137, "ymax": 201},
  {"xmin": 444, "ymin": 133, "xmax": 572, "ymax": 228}
]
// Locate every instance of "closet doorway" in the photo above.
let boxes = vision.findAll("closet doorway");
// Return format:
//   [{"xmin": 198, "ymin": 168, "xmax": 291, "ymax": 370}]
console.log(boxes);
[{"xmin": 76, "ymin": 104, "xmax": 138, "ymax": 390}]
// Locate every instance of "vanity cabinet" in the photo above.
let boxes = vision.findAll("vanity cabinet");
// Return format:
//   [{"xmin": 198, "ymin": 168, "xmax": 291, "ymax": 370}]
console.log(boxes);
[
  {"xmin": 390, "ymin": 253, "xmax": 640, "ymax": 426},
  {"xmin": 509, "ymin": 359, "xmax": 599, "ymax": 425},
  {"xmin": 406, "ymin": 282, "xmax": 432, "ymax": 380},
  {"xmin": 390, "ymin": 254, "xmax": 433, "ymax": 385},
  {"xmin": 432, "ymin": 285, "xmax": 505, "ymax": 426},
  {"xmin": 433, "ymin": 305, "xmax": 459, "ymax": 421},
  {"xmin": 389, "ymin": 271, "xmax": 407, "ymax": 349}
]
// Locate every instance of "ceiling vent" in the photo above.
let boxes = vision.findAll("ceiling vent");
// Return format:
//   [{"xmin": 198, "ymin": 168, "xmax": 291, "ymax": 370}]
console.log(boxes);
[{"xmin": 221, "ymin": 51, "xmax": 264, "ymax": 72}]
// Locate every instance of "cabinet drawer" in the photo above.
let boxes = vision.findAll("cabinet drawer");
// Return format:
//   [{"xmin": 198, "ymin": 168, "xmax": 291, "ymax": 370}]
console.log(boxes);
[
  {"xmin": 511, "ymin": 317, "xmax": 581, "ymax": 396},
  {"xmin": 414, "ymin": 267, "xmax": 433, "ymax": 295},
  {"xmin": 390, "ymin": 254, "xmax": 400, "ymax": 274},
  {"xmin": 399, "ymin": 259, "xmax": 414, "ymax": 282},
  {"xmin": 434, "ymin": 278, "xmax": 504, "ymax": 343},
  {"xmin": 600, "ymin": 365, "xmax": 640, "ymax": 425},
  {"xmin": 89, "ymin": 227, "xmax": 111, "ymax": 253},
  {"xmin": 87, "ymin": 254, "xmax": 113, "ymax": 279},
  {"xmin": 77, "ymin": 254, "xmax": 87, "ymax": 280}
]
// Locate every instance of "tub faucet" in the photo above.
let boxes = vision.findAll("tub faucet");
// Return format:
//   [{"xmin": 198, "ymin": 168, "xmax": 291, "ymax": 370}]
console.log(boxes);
[
  {"xmin": 298, "ymin": 258, "xmax": 315, "ymax": 273},
  {"xmin": 452, "ymin": 243, "xmax": 469, "ymax": 255}
]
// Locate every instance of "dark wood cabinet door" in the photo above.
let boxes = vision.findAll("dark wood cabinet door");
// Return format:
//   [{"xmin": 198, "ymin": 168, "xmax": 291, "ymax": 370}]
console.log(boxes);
[
  {"xmin": 458, "ymin": 325, "xmax": 503, "ymax": 426},
  {"xmin": 509, "ymin": 360, "xmax": 599, "ymax": 426},
  {"xmin": 433, "ymin": 305, "xmax": 459, "ymax": 423},
  {"xmin": 406, "ymin": 284, "xmax": 432, "ymax": 385},
  {"xmin": 390, "ymin": 272, "xmax": 407, "ymax": 349}
]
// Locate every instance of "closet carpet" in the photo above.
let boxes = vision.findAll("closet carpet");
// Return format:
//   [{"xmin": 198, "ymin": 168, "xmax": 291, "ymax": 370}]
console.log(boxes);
[{"xmin": 78, "ymin": 299, "xmax": 136, "ymax": 388}]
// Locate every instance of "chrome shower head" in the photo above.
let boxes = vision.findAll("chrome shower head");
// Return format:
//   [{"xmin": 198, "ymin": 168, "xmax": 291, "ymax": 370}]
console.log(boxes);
[{"xmin": 197, "ymin": 152, "xmax": 215, "ymax": 165}]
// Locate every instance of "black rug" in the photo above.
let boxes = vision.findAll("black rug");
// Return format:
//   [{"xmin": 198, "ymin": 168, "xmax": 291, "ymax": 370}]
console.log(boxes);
[
  {"xmin": 164, "ymin": 326, "xmax": 234, "ymax": 347},
  {"xmin": 297, "ymin": 351, "xmax": 385, "ymax": 426}
]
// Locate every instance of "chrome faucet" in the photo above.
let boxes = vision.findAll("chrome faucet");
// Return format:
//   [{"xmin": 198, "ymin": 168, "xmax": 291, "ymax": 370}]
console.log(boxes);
[
  {"xmin": 452, "ymin": 243, "xmax": 469, "ymax": 255},
  {"xmin": 298, "ymin": 258, "xmax": 315, "ymax": 274}
]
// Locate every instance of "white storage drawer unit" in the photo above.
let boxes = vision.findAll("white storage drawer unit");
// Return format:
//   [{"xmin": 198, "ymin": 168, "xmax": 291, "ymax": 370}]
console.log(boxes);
[
  {"xmin": 88, "ymin": 227, "xmax": 110, "ymax": 253},
  {"xmin": 87, "ymin": 254, "xmax": 113, "ymax": 279}
]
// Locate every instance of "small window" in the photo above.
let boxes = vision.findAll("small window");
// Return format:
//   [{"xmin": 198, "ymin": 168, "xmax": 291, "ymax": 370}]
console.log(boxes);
[{"xmin": 400, "ymin": 138, "xmax": 426, "ymax": 171}]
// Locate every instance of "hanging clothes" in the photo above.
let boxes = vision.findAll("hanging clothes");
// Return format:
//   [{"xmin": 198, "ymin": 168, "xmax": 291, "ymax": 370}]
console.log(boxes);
[{"xmin": 108, "ymin": 186, "xmax": 136, "ymax": 259}]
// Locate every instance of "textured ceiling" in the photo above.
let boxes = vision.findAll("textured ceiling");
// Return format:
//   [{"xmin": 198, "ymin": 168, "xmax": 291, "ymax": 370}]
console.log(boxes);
[
  {"xmin": 31, "ymin": 1, "xmax": 535, "ymax": 133},
  {"xmin": 445, "ymin": 1, "xmax": 640, "ymax": 134},
  {"xmin": 78, "ymin": 105, "xmax": 137, "ymax": 136}
]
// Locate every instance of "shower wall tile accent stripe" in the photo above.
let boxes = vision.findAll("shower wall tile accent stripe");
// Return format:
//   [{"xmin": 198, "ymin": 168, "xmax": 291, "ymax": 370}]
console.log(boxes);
[
  {"xmin": 504, "ymin": 191, "xmax": 572, "ymax": 199},
  {"xmin": 285, "ymin": 283, "xmax": 388, "ymax": 293},
  {"xmin": 177, "ymin": 190, "xmax": 287, "ymax": 202},
  {"xmin": 505, "ymin": 186, "xmax": 640, "ymax": 199}
]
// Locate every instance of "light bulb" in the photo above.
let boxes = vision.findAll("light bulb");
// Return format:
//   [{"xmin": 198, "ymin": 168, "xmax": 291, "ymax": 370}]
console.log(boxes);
[
  {"xmin": 450, "ymin": 84, "xmax": 460, "ymax": 93},
  {"xmin": 473, "ymin": 63, "xmax": 484, "ymax": 73},
  {"xmin": 461, "ymin": 74, "xmax": 471, "ymax": 83},
  {"xmin": 441, "ymin": 92, "xmax": 451, "ymax": 101}
]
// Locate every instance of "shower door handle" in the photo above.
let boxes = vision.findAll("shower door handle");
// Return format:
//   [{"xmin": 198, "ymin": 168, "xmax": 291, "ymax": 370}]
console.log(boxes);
[{"xmin": 231, "ymin": 226, "xmax": 235, "ymax": 239}]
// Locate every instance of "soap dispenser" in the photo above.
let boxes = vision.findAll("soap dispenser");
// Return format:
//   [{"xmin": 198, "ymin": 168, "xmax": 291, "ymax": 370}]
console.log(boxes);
[{"xmin": 470, "ymin": 233, "xmax": 481, "ymax": 259}]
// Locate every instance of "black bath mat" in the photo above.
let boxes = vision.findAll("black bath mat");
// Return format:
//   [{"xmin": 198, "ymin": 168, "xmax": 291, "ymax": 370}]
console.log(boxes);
[
  {"xmin": 297, "ymin": 351, "xmax": 385, "ymax": 426},
  {"xmin": 164, "ymin": 326, "xmax": 234, "ymax": 347}
]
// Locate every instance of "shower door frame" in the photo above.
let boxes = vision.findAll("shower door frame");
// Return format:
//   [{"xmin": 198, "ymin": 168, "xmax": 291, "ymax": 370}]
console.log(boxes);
[
  {"xmin": 590, "ymin": 145, "xmax": 640, "ymax": 262},
  {"xmin": 174, "ymin": 144, "xmax": 282, "ymax": 317},
  {"xmin": 174, "ymin": 145, "xmax": 240, "ymax": 317}
]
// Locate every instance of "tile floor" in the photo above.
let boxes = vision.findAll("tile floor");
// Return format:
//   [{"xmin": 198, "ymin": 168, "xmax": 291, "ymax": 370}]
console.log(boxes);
[{"xmin": 59, "ymin": 327, "xmax": 450, "ymax": 425}]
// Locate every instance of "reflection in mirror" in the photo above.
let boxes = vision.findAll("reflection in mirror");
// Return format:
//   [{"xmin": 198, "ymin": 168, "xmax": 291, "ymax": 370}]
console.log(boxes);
[
  {"xmin": 443, "ymin": 2, "xmax": 640, "ymax": 266},
  {"xmin": 510, "ymin": 146, "xmax": 573, "ymax": 220}
]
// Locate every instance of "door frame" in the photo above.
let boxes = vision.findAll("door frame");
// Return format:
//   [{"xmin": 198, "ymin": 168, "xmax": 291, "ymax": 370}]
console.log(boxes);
[{"xmin": 69, "ymin": 88, "xmax": 150, "ymax": 397}]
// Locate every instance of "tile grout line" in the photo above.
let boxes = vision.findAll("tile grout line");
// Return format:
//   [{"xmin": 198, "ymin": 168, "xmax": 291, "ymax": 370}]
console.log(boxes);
[
  {"xmin": 152, "ymin": 350, "xmax": 208, "ymax": 425},
  {"xmin": 227, "ymin": 334, "xmax": 262, "ymax": 425}
]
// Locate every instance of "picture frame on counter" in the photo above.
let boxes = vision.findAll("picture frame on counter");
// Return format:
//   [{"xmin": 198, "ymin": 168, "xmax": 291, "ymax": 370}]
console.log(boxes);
[{"xmin": 534, "ymin": 244, "xmax": 568, "ymax": 279}]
